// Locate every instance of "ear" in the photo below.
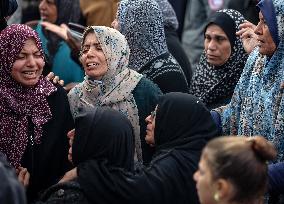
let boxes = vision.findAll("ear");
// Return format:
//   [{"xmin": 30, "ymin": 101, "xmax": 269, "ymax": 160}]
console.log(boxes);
[{"xmin": 214, "ymin": 178, "xmax": 233, "ymax": 202}]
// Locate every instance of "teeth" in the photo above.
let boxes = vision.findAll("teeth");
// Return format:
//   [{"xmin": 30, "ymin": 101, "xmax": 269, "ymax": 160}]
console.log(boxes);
[
  {"xmin": 23, "ymin": 71, "xmax": 35, "ymax": 75},
  {"xmin": 87, "ymin": 63, "xmax": 99, "ymax": 67}
]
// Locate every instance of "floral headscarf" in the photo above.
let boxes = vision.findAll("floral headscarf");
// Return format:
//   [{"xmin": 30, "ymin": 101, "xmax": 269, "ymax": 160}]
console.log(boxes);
[
  {"xmin": 68, "ymin": 26, "xmax": 143, "ymax": 161},
  {"xmin": 0, "ymin": 24, "xmax": 56, "ymax": 168},
  {"xmin": 117, "ymin": 0, "xmax": 168, "ymax": 71},
  {"xmin": 189, "ymin": 9, "xmax": 247, "ymax": 108}
]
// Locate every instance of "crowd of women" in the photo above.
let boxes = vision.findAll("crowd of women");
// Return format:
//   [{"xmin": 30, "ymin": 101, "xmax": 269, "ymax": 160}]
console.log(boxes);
[{"xmin": 0, "ymin": 0, "xmax": 284, "ymax": 203}]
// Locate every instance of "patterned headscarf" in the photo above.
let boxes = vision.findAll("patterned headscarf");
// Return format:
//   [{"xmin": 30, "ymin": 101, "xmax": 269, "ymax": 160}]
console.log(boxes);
[
  {"xmin": 189, "ymin": 9, "xmax": 247, "ymax": 107},
  {"xmin": 68, "ymin": 26, "xmax": 143, "ymax": 161},
  {"xmin": 117, "ymin": 0, "xmax": 168, "ymax": 71},
  {"xmin": 155, "ymin": 0, "xmax": 179, "ymax": 30},
  {"xmin": 0, "ymin": 24, "xmax": 57, "ymax": 168},
  {"xmin": 217, "ymin": 0, "xmax": 284, "ymax": 161}
]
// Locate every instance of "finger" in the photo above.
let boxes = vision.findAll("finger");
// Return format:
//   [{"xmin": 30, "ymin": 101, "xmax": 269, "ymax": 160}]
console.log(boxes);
[
  {"xmin": 53, "ymin": 76, "xmax": 59, "ymax": 84},
  {"xmin": 67, "ymin": 129, "xmax": 75, "ymax": 139},
  {"xmin": 23, "ymin": 171, "xmax": 30, "ymax": 187},
  {"xmin": 46, "ymin": 72, "xmax": 55, "ymax": 81}
]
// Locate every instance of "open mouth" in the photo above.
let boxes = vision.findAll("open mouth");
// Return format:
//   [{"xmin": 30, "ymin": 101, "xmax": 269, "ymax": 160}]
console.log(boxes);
[
  {"xmin": 87, "ymin": 62, "xmax": 99, "ymax": 67},
  {"xmin": 22, "ymin": 71, "xmax": 38, "ymax": 78}
]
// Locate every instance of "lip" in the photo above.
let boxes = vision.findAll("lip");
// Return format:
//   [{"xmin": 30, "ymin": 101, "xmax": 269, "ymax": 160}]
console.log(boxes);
[{"xmin": 207, "ymin": 54, "xmax": 218, "ymax": 59}]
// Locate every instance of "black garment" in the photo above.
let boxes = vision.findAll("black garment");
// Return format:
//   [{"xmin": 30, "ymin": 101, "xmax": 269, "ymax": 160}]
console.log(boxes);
[
  {"xmin": 139, "ymin": 52, "xmax": 189, "ymax": 94},
  {"xmin": 133, "ymin": 77, "xmax": 162, "ymax": 164},
  {"xmin": 0, "ymin": 0, "xmax": 18, "ymax": 31},
  {"xmin": 228, "ymin": 0, "xmax": 259, "ymax": 25},
  {"xmin": 76, "ymin": 92, "xmax": 219, "ymax": 204},
  {"xmin": 0, "ymin": 152, "xmax": 27, "ymax": 204},
  {"xmin": 72, "ymin": 107, "xmax": 134, "ymax": 171},
  {"xmin": 165, "ymin": 26, "xmax": 192, "ymax": 85},
  {"xmin": 21, "ymin": 86, "xmax": 74, "ymax": 203},
  {"xmin": 168, "ymin": 0, "xmax": 188, "ymax": 39}
]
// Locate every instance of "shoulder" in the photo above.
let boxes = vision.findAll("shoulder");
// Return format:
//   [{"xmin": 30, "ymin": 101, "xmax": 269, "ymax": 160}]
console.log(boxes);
[{"xmin": 133, "ymin": 77, "xmax": 162, "ymax": 97}]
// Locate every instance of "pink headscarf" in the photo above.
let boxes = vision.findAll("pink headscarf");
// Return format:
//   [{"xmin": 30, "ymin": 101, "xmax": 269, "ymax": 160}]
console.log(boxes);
[{"xmin": 0, "ymin": 24, "xmax": 57, "ymax": 168}]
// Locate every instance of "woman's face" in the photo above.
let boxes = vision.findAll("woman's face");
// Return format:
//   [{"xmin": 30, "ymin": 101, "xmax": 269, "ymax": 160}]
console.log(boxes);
[
  {"xmin": 145, "ymin": 105, "xmax": 158, "ymax": 147},
  {"xmin": 254, "ymin": 11, "xmax": 277, "ymax": 57},
  {"xmin": 11, "ymin": 38, "xmax": 44, "ymax": 87},
  {"xmin": 204, "ymin": 24, "xmax": 231, "ymax": 66},
  {"xmin": 193, "ymin": 153, "xmax": 216, "ymax": 204},
  {"xmin": 80, "ymin": 32, "xmax": 108, "ymax": 80},
  {"xmin": 39, "ymin": 0, "xmax": 58, "ymax": 23}
]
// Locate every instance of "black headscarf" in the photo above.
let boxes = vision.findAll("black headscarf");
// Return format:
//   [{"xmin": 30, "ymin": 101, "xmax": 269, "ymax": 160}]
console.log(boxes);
[
  {"xmin": 76, "ymin": 93, "xmax": 219, "ymax": 204},
  {"xmin": 154, "ymin": 92, "xmax": 219, "ymax": 152},
  {"xmin": 72, "ymin": 107, "xmax": 134, "ymax": 170}
]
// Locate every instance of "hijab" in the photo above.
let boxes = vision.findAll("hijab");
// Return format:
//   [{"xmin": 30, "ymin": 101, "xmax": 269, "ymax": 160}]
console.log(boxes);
[
  {"xmin": 72, "ymin": 107, "xmax": 134, "ymax": 170},
  {"xmin": 217, "ymin": 0, "xmax": 284, "ymax": 161},
  {"xmin": 0, "ymin": 0, "xmax": 18, "ymax": 31},
  {"xmin": 68, "ymin": 26, "xmax": 143, "ymax": 161},
  {"xmin": 189, "ymin": 9, "xmax": 247, "ymax": 108},
  {"xmin": 74, "ymin": 107, "xmax": 134, "ymax": 203},
  {"xmin": 0, "ymin": 24, "xmax": 57, "ymax": 168},
  {"xmin": 76, "ymin": 93, "xmax": 219, "ymax": 204},
  {"xmin": 154, "ymin": 92, "xmax": 219, "ymax": 152},
  {"xmin": 257, "ymin": 0, "xmax": 280, "ymax": 46},
  {"xmin": 155, "ymin": 0, "xmax": 179, "ymax": 30},
  {"xmin": 117, "ymin": 0, "xmax": 168, "ymax": 71}
]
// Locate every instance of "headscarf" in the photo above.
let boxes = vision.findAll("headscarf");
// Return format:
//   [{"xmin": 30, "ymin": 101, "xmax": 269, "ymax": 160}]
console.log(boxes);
[
  {"xmin": 68, "ymin": 26, "xmax": 143, "ymax": 161},
  {"xmin": 0, "ymin": 24, "xmax": 57, "ymax": 168},
  {"xmin": 257, "ymin": 0, "xmax": 280, "ymax": 46},
  {"xmin": 216, "ymin": 0, "xmax": 284, "ymax": 161},
  {"xmin": 189, "ymin": 9, "xmax": 247, "ymax": 108},
  {"xmin": 154, "ymin": 92, "xmax": 219, "ymax": 152},
  {"xmin": 76, "ymin": 93, "xmax": 219, "ymax": 204},
  {"xmin": 155, "ymin": 0, "xmax": 179, "ymax": 30},
  {"xmin": 73, "ymin": 107, "xmax": 134, "ymax": 170},
  {"xmin": 117, "ymin": 0, "xmax": 168, "ymax": 71},
  {"xmin": 44, "ymin": 0, "xmax": 81, "ymax": 64},
  {"xmin": 0, "ymin": 0, "xmax": 18, "ymax": 31}
]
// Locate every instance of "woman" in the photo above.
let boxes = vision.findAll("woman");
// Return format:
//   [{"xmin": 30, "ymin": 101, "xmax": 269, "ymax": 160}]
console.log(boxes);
[
  {"xmin": 194, "ymin": 136, "xmax": 277, "ymax": 204},
  {"xmin": 36, "ymin": 107, "xmax": 134, "ymax": 204},
  {"xmin": 68, "ymin": 26, "xmax": 162, "ymax": 164},
  {"xmin": 63, "ymin": 92, "xmax": 219, "ymax": 203},
  {"xmin": 189, "ymin": 9, "xmax": 247, "ymax": 109},
  {"xmin": 112, "ymin": 0, "xmax": 189, "ymax": 93},
  {"xmin": 0, "ymin": 24, "xmax": 73, "ymax": 202},
  {"xmin": 35, "ymin": 0, "xmax": 84, "ymax": 85},
  {"xmin": 214, "ymin": 0, "xmax": 284, "ymax": 161}
]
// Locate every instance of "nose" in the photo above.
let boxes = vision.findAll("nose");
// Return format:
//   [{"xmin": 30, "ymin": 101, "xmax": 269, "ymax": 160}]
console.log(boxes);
[
  {"xmin": 193, "ymin": 171, "xmax": 199, "ymax": 182},
  {"xmin": 208, "ymin": 40, "xmax": 217, "ymax": 51},
  {"xmin": 26, "ymin": 55, "xmax": 37, "ymax": 67},
  {"xmin": 254, "ymin": 22, "xmax": 263, "ymax": 36},
  {"xmin": 39, "ymin": 0, "xmax": 46, "ymax": 10}
]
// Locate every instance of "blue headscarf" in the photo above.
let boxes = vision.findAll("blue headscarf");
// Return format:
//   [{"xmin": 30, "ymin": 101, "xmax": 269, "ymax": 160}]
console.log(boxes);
[
  {"xmin": 216, "ymin": 0, "xmax": 284, "ymax": 162},
  {"xmin": 257, "ymin": 0, "xmax": 280, "ymax": 46}
]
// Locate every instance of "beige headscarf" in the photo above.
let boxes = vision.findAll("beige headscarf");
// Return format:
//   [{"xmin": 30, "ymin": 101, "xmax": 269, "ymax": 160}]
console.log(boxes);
[{"xmin": 68, "ymin": 26, "xmax": 143, "ymax": 161}]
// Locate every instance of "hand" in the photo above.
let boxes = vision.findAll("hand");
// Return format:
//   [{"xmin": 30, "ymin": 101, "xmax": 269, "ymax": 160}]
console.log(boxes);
[
  {"xmin": 46, "ymin": 72, "xmax": 64, "ymax": 86},
  {"xmin": 67, "ymin": 129, "xmax": 75, "ymax": 163},
  {"xmin": 41, "ymin": 21, "xmax": 68, "ymax": 41},
  {"xmin": 236, "ymin": 21, "xmax": 258, "ymax": 54},
  {"xmin": 59, "ymin": 167, "xmax": 77, "ymax": 183},
  {"xmin": 16, "ymin": 167, "xmax": 30, "ymax": 188}
]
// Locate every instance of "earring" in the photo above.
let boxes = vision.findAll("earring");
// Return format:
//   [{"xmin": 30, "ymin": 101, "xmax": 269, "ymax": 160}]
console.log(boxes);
[{"xmin": 214, "ymin": 193, "xmax": 219, "ymax": 202}]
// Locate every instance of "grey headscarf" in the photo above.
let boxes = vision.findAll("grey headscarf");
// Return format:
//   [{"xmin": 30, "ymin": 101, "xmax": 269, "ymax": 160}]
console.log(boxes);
[{"xmin": 155, "ymin": 0, "xmax": 179, "ymax": 30}]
